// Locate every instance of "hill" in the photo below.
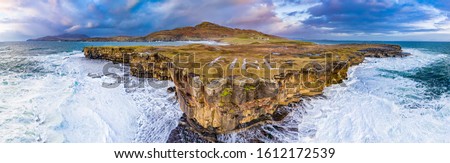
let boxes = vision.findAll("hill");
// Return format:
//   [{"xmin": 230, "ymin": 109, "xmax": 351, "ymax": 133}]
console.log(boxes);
[
  {"xmin": 83, "ymin": 22, "xmax": 306, "ymax": 45},
  {"xmin": 28, "ymin": 22, "xmax": 310, "ymax": 45},
  {"xmin": 137, "ymin": 22, "xmax": 283, "ymax": 43},
  {"xmin": 27, "ymin": 33, "xmax": 90, "ymax": 41}
]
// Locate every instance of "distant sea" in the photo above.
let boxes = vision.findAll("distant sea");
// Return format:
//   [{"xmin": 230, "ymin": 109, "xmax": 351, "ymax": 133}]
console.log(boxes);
[{"xmin": 0, "ymin": 41, "xmax": 449, "ymax": 143}]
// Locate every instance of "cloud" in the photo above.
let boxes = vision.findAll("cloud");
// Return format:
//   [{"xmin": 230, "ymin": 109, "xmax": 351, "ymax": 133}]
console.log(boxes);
[
  {"xmin": 282, "ymin": 0, "xmax": 450, "ymax": 40},
  {"xmin": 85, "ymin": 21, "xmax": 97, "ymax": 28},
  {"xmin": 1, "ymin": 0, "xmax": 450, "ymax": 41},
  {"xmin": 65, "ymin": 25, "xmax": 82, "ymax": 32},
  {"xmin": 126, "ymin": 0, "xmax": 140, "ymax": 10},
  {"xmin": 228, "ymin": 3, "xmax": 279, "ymax": 26}
]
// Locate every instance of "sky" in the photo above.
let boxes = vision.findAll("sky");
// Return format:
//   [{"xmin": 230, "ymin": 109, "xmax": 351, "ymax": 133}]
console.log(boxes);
[{"xmin": 1, "ymin": 0, "xmax": 450, "ymax": 41}]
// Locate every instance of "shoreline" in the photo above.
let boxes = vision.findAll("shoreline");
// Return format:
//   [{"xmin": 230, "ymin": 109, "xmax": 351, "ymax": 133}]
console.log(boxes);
[
  {"xmin": 3, "ymin": 41, "xmax": 450, "ymax": 143},
  {"xmin": 83, "ymin": 41, "xmax": 408, "ymax": 140}
]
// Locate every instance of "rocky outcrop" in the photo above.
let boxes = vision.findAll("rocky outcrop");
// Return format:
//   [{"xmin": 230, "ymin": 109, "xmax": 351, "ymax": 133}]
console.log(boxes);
[
  {"xmin": 83, "ymin": 43, "xmax": 406, "ymax": 136},
  {"xmin": 359, "ymin": 44, "xmax": 411, "ymax": 58},
  {"xmin": 82, "ymin": 21, "xmax": 408, "ymax": 138}
]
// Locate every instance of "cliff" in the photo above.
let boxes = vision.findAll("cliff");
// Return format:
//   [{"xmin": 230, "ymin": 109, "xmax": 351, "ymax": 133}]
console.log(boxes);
[
  {"xmin": 83, "ymin": 37, "xmax": 407, "ymax": 138},
  {"xmin": 81, "ymin": 22, "xmax": 409, "ymax": 141}
]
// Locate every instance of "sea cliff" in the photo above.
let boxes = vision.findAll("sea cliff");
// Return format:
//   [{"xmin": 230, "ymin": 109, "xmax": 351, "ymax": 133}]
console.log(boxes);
[
  {"xmin": 84, "ymin": 44, "xmax": 407, "ymax": 135},
  {"xmin": 82, "ymin": 22, "xmax": 409, "ymax": 140}
]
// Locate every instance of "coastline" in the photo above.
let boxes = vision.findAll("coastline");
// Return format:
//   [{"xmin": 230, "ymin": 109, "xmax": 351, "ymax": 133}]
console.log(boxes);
[
  {"xmin": 2, "ymin": 41, "xmax": 450, "ymax": 143},
  {"xmin": 82, "ymin": 41, "xmax": 407, "ymax": 141}
]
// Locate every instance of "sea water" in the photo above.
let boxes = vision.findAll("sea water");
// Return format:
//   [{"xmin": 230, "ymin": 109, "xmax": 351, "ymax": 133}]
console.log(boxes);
[
  {"xmin": 0, "ymin": 41, "xmax": 210, "ymax": 143},
  {"xmin": 219, "ymin": 41, "xmax": 450, "ymax": 143},
  {"xmin": 0, "ymin": 41, "xmax": 448, "ymax": 143}
]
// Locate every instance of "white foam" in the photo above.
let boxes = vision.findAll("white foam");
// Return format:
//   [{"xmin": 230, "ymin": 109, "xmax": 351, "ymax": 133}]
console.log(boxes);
[
  {"xmin": 0, "ymin": 51, "xmax": 181, "ymax": 143},
  {"xmin": 297, "ymin": 48, "xmax": 450, "ymax": 143},
  {"xmin": 218, "ymin": 48, "xmax": 450, "ymax": 143},
  {"xmin": 2, "ymin": 46, "xmax": 448, "ymax": 143}
]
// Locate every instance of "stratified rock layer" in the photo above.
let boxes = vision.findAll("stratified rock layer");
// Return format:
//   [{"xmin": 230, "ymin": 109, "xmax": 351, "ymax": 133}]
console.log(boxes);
[{"xmin": 84, "ymin": 43, "xmax": 405, "ymax": 134}]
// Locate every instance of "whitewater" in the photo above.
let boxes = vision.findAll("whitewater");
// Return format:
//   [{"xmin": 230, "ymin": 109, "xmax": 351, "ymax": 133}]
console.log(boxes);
[
  {"xmin": 219, "ymin": 44, "xmax": 450, "ymax": 143},
  {"xmin": 0, "ymin": 41, "xmax": 448, "ymax": 143}
]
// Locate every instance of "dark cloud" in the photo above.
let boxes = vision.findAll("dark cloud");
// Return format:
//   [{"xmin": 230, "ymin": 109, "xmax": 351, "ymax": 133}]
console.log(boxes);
[
  {"xmin": 64, "ymin": 0, "xmax": 160, "ymax": 36},
  {"xmin": 1, "ymin": 0, "xmax": 450, "ymax": 41},
  {"xmin": 303, "ymin": 0, "xmax": 435, "ymax": 34},
  {"xmin": 48, "ymin": 0, "xmax": 281, "ymax": 37}
]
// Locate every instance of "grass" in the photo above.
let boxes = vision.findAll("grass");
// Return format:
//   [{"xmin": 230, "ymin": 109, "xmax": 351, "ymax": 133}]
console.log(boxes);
[
  {"xmin": 220, "ymin": 37, "xmax": 314, "ymax": 45},
  {"xmin": 244, "ymin": 85, "xmax": 256, "ymax": 91},
  {"xmin": 220, "ymin": 88, "xmax": 233, "ymax": 97},
  {"xmin": 84, "ymin": 37, "xmax": 388, "ymax": 85}
]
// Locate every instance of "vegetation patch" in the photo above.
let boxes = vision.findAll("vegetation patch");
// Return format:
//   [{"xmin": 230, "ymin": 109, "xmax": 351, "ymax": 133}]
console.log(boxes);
[
  {"xmin": 220, "ymin": 88, "xmax": 233, "ymax": 97},
  {"xmin": 244, "ymin": 85, "xmax": 256, "ymax": 91}
]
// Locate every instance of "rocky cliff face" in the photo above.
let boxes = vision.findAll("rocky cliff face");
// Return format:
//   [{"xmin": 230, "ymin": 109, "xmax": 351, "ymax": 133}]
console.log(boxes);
[{"xmin": 83, "ymin": 43, "xmax": 405, "ymax": 135}]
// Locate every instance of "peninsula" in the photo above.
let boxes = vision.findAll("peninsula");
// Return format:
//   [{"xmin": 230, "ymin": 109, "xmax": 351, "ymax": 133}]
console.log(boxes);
[{"xmin": 82, "ymin": 22, "xmax": 409, "ymax": 141}]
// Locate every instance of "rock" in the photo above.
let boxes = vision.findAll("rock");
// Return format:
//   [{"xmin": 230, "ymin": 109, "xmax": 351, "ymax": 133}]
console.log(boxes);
[
  {"xmin": 399, "ymin": 52, "xmax": 412, "ymax": 57},
  {"xmin": 167, "ymin": 115, "xmax": 216, "ymax": 143},
  {"xmin": 272, "ymin": 106, "xmax": 292, "ymax": 121},
  {"xmin": 359, "ymin": 45, "xmax": 405, "ymax": 58},
  {"xmin": 83, "ymin": 32, "xmax": 409, "ymax": 137},
  {"xmin": 167, "ymin": 86, "xmax": 176, "ymax": 93}
]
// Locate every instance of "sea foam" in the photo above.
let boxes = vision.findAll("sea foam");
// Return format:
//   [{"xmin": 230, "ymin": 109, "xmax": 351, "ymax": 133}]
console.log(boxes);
[
  {"xmin": 219, "ymin": 48, "xmax": 450, "ymax": 143},
  {"xmin": 0, "ymin": 51, "xmax": 181, "ymax": 142}
]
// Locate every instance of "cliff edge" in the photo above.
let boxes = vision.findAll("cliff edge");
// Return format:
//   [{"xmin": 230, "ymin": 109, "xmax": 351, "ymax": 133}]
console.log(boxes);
[{"xmin": 82, "ymin": 22, "xmax": 409, "ymax": 139}]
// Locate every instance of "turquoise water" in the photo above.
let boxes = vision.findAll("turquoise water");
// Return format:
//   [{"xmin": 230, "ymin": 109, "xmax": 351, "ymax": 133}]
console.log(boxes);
[
  {"xmin": 0, "ymin": 41, "xmax": 449, "ymax": 143},
  {"xmin": 313, "ymin": 41, "xmax": 450, "ymax": 99}
]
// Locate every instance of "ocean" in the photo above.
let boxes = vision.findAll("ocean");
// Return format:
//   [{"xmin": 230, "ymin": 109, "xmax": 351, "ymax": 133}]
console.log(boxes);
[{"xmin": 0, "ymin": 41, "xmax": 448, "ymax": 143}]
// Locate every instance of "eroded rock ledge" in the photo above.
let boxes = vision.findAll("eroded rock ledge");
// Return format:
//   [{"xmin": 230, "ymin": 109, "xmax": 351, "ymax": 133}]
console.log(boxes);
[{"xmin": 83, "ymin": 43, "xmax": 407, "ymax": 137}]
